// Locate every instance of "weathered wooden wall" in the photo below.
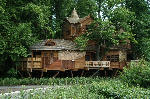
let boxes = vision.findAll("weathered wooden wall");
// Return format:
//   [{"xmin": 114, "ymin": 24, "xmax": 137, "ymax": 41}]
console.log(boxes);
[
  {"xmin": 63, "ymin": 16, "xmax": 93, "ymax": 40},
  {"xmin": 58, "ymin": 51, "xmax": 86, "ymax": 70},
  {"xmin": 103, "ymin": 50, "xmax": 127, "ymax": 69},
  {"xmin": 20, "ymin": 50, "xmax": 86, "ymax": 71}
]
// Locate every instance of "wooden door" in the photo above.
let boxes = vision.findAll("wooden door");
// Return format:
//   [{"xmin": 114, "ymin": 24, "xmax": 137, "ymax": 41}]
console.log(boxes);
[{"xmin": 42, "ymin": 52, "xmax": 54, "ymax": 68}]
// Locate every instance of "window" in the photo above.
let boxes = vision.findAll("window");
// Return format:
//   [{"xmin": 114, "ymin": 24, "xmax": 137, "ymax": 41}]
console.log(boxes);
[
  {"xmin": 33, "ymin": 51, "xmax": 41, "ymax": 57},
  {"xmin": 107, "ymin": 55, "xmax": 119, "ymax": 62},
  {"xmin": 85, "ymin": 55, "xmax": 90, "ymax": 61}
]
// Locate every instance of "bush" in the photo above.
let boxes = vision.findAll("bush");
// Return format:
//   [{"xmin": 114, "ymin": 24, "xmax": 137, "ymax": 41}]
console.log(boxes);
[
  {"xmin": 6, "ymin": 68, "xmax": 18, "ymax": 77},
  {"xmin": 90, "ymin": 80, "xmax": 150, "ymax": 98},
  {"xmin": 120, "ymin": 60, "xmax": 150, "ymax": 88}
]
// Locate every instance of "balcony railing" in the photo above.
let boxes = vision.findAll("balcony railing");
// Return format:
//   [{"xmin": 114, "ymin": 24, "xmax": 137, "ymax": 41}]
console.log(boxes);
[{"xmin": 85, "ymin": 61, "xmax": 110, "ymax": 68}]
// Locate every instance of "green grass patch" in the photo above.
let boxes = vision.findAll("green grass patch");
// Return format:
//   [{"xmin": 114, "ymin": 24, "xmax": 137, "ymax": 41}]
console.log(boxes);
[
  {"xmin": 0, "ymin": 77, "xmax": 104, "ymax": 86},
  {"xmin": 1, "ymin": 78, "xmax": 150, "ymax": 99}
]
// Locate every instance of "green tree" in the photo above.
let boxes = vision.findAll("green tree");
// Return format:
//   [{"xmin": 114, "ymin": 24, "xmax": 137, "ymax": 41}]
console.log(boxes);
[
  {"xmin": 75, "ymin": 1, "xmax": 135, "ymax": 60},
  {"xmin": 0, "ymin": 0, "xmax": 52, "ymax": 75},
  {"xmin": 76, "ymin": 0, "xmax": 98, "ymax": 18},
  {"xmin": 125, "ymin": 0, "xmax": 150, "ymax": 60},
  {"xmin": 21, "ymin": 3, "xmax": 53, "ymax": 39},
  {"xmin": 51, "ymin": 0, "xmax": 75, "ymax": 38}
]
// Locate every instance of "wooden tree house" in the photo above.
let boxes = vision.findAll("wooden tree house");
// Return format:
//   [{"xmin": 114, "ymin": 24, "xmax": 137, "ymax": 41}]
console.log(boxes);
[{"xmin": 19, "ymin": 9, "xmax": 132, "ymax": 76}]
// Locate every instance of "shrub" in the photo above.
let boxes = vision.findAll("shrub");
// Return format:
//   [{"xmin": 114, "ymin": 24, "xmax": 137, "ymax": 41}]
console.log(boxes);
[
  {"xmin": 120, "ymin": 60, "xmax": 150, "ymax": 88},
  {"xmin": 90, "ymin": 80, "xmax": 150, "ymax": 98},
  {"xmin": 6, "ymin": 68, "xmax": 18, "ymax": 77}
]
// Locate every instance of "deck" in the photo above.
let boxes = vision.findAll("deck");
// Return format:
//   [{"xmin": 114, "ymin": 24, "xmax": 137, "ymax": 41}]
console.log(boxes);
[
  {"xmin": 85, "ymin": 61, "xmax": 110, "ymax": 69},
  {"xmin": 19, "ymin": 58, "xmax": 111, "ymax": 71}
]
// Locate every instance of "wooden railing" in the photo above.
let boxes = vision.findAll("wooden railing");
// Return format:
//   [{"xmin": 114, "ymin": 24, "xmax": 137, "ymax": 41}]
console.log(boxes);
[
  {"xmin": 85, "ymin": 61, "xmax": 110, "ymax": 68},
  {"xmin": 21, "ymin": 57, "xmax": 42, "ymax": 69}
]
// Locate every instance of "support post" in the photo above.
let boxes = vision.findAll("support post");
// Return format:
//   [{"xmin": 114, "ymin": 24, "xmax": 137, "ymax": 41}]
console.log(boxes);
[
  {"xmin": 31, "ymin": 51, "xmax": 33, "ymax": 72},
  {"xmin": 41, "ymin": 70, "xmax": 44, "ymax": 78},
  {"xmin": 53, "ymin": 71, "xmax": 59, "ymax": 78},
  {"xmin": 71, "ymin": 71, "xmax": 73, "ymax": 78},
  {"xmin": 80, "ymin": 70, "xmax": 84, "ymax": 77},
  {"xmin": 27, "ymin": 71, "xmax": 32, "ymax": 78}
]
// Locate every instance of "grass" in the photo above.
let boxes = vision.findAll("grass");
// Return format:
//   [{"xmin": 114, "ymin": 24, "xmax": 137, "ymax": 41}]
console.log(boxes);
[
  {"xmin": 1, "ymin": 78, "xmax": 150, "ymax": 99},
  {"xmin": 0, "ymin": 77, "xmax": 102, "ymax": 86}
]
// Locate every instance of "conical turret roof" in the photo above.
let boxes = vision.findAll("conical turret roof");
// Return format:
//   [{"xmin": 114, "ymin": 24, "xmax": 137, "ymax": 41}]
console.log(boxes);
[
  {"xmin": 66, "ymin": 8, "xmax": 91, "ymax": 24},
  {"xmin": 71, "ymin": 8, "xmax": 79, "ymax": 19}
]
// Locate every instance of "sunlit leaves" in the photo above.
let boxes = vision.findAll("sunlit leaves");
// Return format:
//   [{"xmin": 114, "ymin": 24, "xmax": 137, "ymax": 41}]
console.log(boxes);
[{"xmin": 74, "ymin": 35, "xmax": 89, "ymax": 50}]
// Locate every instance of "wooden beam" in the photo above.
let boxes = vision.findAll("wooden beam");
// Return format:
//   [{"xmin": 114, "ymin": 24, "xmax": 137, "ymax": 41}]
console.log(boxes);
[
  {"xmin": 80, "ymin": 70, "xmax": 84, "ymax": 77},
  {"xmin": 31, "ymin": 51, "xmax": 33, "ymax": 71},
  {"xmin": 27, "ymin": 71, "xmax": 32, "ymax": 78},
  {"xmin": 41, "ymin": 70, "xmax": 43, "ymax": 78},
  {"xmin": 71, "ymin": 71, "xmax": 73, "ymax": 78},
  {"xmin": 53, "ymin": 71, "xmax": 59, "ymax": 78}
]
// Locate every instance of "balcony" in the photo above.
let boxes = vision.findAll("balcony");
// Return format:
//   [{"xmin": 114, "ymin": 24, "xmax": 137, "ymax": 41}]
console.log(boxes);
[{"xmin": 85, "ymin": 61, "xmax": 110, "ymax": 68}]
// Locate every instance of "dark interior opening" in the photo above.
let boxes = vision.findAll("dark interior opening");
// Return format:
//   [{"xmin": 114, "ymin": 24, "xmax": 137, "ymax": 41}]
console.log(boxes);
[
  {"xmin": 127, "ymin": 53, "xmax": 134, "ymax": 61},
  {"xmin": 33, "ymin": 51, "xmax": 41, "ymax": 57},
  {"xmin": 85, "ymin": 52, "xmax": 96, "ymax": 61}
]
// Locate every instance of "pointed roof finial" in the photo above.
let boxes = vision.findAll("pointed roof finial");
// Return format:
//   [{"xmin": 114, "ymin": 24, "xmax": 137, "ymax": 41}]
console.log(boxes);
[{"xmin": 71, "ymin": 8, "xmax": 79, "ymax": 19}]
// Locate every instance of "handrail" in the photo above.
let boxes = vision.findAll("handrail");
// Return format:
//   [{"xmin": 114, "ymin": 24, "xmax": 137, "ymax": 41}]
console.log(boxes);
[{"xmin": 85, "ymin": 61, "xmax": 110, "ymax": 67}]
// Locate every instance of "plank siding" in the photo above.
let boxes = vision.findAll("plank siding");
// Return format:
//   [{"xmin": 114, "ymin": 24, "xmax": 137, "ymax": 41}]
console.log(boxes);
[{"xmin": 62, "ymin": 60, "xmax": 75, "ymax": 70}]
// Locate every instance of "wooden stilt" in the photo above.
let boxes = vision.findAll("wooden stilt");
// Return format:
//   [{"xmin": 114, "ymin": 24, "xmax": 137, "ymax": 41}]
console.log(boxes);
[
  {"xmin": 71, "ymin": 71, "xmax": 73, "ymax": 78},
  {"xmin": 18, "ymin": 71, "xmax": 23, "ymax": 78},
  {"xmin": 104, "ymin": 70, "xmax": 107, "ymax": 77},
  {"xmin": 114, "ymin": 69, "xmax": 119, "ymax": 77},
  {"xmin": 53, "ymin": 71, "xmax": 59, "ymax": 78},
  {"xmin": 80, "ymin": 70, "xmax": 84, "ymax": 77},
  {"xmin": 41, "ymin": 71, "xmax": 44, "ymax": 78},
  {"xmin": 27, "ymin": 71, "xmax": 32, "ymax": 78},
  {"xmin": 91, "ymin": 70, "xmax": 100, "ymax": 77}
]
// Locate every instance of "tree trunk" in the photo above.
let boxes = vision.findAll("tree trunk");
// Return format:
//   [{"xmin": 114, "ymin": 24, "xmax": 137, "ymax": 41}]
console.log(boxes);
[{"xmin": 96, "ymin": 44, "xmax": 101, "ymax": 61}]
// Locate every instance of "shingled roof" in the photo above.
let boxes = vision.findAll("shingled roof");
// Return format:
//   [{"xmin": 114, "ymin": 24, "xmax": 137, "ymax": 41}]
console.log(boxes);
[
  {"xmin": 30, "ymin": 39, "xmax": 78, "ymax": 51},
  {"xmin": 30, "ymin": 39, "xmax": 96, "ymax": 51},
  {"xmin": 66, "ymin": 8, "xmax": 91, "ymax": 24}
]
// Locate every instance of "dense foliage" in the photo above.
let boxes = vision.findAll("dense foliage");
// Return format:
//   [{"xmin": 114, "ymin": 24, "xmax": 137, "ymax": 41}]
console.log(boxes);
[
  {"xmin": 0, "ymin": 0, "xmax": 150, "ymax": 74},
  {"xmin": 120, "ymin": 60, "xmax": 150, "ymax": 88}
]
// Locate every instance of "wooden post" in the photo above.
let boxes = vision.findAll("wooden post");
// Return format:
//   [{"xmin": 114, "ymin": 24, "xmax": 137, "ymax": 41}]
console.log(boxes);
[
  {"xmin": 105, "ymin": 70, "xmax": 107, "ymax": 77},
  {"xmin": 31, "ymin": 51, "xmax": 33, "ymax": 72},
  {"xmin": 53, "ymin": 71, "xmax": 59, "ymax": 78},
  {"xmin": 91, "ymin": 69, "xmax": 100, "ymax": 77},
  {"xmin": 80, "ymin": 70, "xmax": 84, "ymax": 77},
  {"xmin": 27, "ymin": 71, "xmax": 32, "ymax": 78},
  {"xmin": 71, "ymin": 71, "xmax": 73, "ymax": 78},
  {"xmin": 18, "ymin": 71, "xmax": 23, "ymax": 78},
  {"xmin": 40, "ymin": 51, "xmax": 42, "ymax": 69},
  {"xmin": 41, "ymin": 70, "xmax": 44, "ymax": 78}
]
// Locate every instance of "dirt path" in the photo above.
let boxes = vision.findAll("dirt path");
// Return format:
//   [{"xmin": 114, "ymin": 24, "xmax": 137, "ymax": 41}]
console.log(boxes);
[
  {"xmin": 0, "ymin": 85, "xmax": 67, "ymax": 99},
  {"xmin": 0, "ymin": 85, "xmax": 49, "ymax": 93}
]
